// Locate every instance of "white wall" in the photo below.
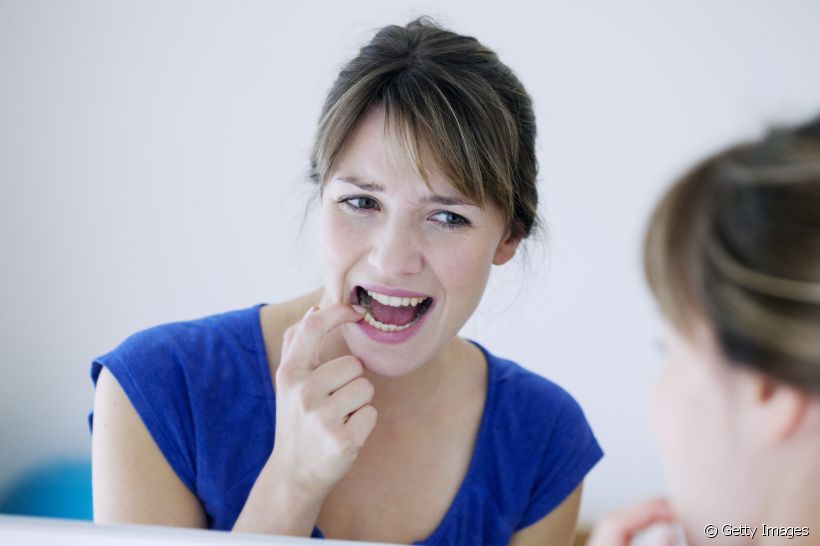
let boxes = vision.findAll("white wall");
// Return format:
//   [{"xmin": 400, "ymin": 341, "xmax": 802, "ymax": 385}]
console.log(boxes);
[{"xmin": 2, "ymin": 0, "xmax": 819, "ymax": 526}]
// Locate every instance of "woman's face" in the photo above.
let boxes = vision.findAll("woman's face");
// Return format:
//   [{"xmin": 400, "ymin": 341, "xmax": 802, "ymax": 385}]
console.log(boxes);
[
  {"xmin": 652, "ymin": 319, "xmax": 759, "ymax": 542},
  {"xmin": 319, "ymin": 107, "xmax": 519, "ymax": 377}
]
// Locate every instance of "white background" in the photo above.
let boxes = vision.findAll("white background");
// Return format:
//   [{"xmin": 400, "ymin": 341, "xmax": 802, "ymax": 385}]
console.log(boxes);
[{"xmin": 2, "ymin": 0, "xmax": 819, "ymax": 528}]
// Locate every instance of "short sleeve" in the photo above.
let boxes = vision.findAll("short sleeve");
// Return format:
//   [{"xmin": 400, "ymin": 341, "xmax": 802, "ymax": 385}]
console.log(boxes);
[
  {"xmin": 89, "ymin": 326, "xmax": 198, "ymax": 496},
  {"xmin": 516, "ymin": 392, "xmax": 603, "ymax": 530}
]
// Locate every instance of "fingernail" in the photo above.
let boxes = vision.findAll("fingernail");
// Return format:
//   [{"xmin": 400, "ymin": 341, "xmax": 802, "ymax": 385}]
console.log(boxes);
[
  {"xmin": 304, "ymin": 305, "xmax": 319, "ymax": 317},
  {"xmin": 352, "ymin": 305, "xmax": 366, "ymax": 314}
]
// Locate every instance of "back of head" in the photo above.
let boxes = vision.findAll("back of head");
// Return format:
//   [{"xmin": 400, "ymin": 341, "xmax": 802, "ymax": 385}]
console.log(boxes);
[
  {"xmin": 309, "ymin": 17, "xmax": 538, "ymax": 240},
  {"xmin": 644, "ymin": 115, "xmax": 820, "ymax": 393}
]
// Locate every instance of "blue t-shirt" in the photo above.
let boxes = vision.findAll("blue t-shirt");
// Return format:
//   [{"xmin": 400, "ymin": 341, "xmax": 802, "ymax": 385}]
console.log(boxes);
[{"xmin": 89, "ymin": 304, "xmax": 603, "ymax": 545}]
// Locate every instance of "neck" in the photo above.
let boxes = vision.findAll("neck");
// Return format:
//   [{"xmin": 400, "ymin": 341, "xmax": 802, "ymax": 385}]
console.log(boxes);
[
  {"xmin": 365, "ymin": 339, "xmax": 467, "ymax": 422},
  {"xmin": 691, "ymin": 404, "xmax": 820, "ymax": 546},
  {"xmin": 753, "ymin": 410, "xmax": 820, "ymax": 545}
]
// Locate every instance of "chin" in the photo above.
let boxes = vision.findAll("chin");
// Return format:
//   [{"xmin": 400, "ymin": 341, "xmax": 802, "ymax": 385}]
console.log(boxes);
[
  {"xmin": 360, "ymin": 354, "xmax": 424, "ymax": 377},
  {"xmin": 342, "ymin": 328, "xmax": 431, "ymax": 377}
]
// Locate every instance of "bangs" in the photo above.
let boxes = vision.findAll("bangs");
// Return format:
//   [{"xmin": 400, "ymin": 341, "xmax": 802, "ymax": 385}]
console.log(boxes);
[
  {"xmin": 380, "ymin": 74, "xmax": 503, "ymax": 209},
  {"xmin": 309, "ymin": 17, "xmax": 539, "ymax": 240},
  {"xmin": 313, "ymin": 64, "xmax": 518, "ymax": 225}
]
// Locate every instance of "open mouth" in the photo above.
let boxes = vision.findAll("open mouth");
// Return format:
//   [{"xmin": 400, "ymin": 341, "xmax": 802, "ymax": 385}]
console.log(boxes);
[{"xmin": 353, "ymin": 286, "xmax": 434, "ymax": 333}]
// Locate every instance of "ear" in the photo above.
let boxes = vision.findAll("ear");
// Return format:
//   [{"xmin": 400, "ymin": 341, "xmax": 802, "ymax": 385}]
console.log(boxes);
[
  {"xmin": 493, "ymin": 231, "xmax": 521, "ymax": 266},
  {"xmin": 748, "ymin": 373, "xmax": 811, "ymax": 443}
]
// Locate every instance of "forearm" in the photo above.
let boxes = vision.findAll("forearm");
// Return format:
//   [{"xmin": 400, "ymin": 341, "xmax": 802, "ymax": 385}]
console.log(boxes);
[{"xmin": 232, "ymin": 461, "xmax": 325, "ymax": 536}]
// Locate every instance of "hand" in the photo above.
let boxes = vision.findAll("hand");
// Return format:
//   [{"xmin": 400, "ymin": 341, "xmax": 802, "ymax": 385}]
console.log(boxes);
[
  {"xmin": 268, "ymin": 303, "xmax": 378, "ymax": 500},
  {"xmin": 586, "ymin": 498, "xmax": 678, "ymax": 546}
]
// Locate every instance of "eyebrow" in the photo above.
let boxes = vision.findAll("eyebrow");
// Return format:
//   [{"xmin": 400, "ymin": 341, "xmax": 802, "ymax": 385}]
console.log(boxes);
[{"xmin": 335, "ymin": 176, "xmax": 475, "ymax": 207}]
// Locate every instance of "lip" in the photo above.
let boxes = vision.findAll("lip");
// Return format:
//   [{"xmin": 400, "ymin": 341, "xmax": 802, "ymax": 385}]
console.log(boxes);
[
  {"xmin": 353, "ymin": 299, "xmax": 436, "ymax": 344},
  {"xmin": 356, "ymin": 284, "xmax": 432, "ymax": 299},
  {"xmin": 348, "ymin": 284, "xmax": 436, "ymax": 345}
]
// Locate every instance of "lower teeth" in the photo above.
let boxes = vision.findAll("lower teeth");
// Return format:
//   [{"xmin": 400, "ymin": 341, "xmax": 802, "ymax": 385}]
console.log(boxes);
[{"xmin": 363, "ymin": 311, "xmax": 420, "ymax": 332}]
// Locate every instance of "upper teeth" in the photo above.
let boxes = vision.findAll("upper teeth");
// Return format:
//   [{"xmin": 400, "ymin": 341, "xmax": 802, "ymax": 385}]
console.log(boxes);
[{"xmin": 367, "ymin": 290, "xmax": 426, "ymax": 307}]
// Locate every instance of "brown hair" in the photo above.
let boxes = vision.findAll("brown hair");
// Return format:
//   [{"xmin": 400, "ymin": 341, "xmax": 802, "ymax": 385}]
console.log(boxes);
[
  {"xmin": 309, "ymin": 17, "xmax": 538, "ymax": 240},
  {"xmin": 644, "ymin": 115, "xmax": 820, "ymax": 392}
]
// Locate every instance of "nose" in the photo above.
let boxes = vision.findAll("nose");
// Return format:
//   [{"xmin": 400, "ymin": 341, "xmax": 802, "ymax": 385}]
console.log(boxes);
[{"xmin": 367, "ymin": 216, "xmax": 424, "ymax": 277}]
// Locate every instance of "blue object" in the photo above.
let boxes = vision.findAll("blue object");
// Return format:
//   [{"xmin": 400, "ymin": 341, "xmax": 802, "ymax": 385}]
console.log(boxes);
[
  {"xmin": 0, "ymin": 459, "xmax": 92, "ymax": 520},
  {"xmin": 90, "ymin": 304, "xmax": 603, "ymax": 544}
]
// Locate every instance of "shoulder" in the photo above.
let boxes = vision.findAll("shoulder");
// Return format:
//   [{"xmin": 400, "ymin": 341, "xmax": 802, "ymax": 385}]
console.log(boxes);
[
  {"xmin": 473, "ymin": 342, "xmax": 603, "ymax": 531},
  {"xmin": 91, "ymin": 304, "xmax": 263, "ymax": 384},
  {"xmin": 114, "ymin": 305, "xmax": 262, "ymax": 356},
  {"xmin": 475, "ymin": 341, "xmax": 603, "ymax": 480},
  {"xmin": 89, "ymin": 304, "xmax": 269, "ymax": 441},
  {"xmin": 88, "ymin": 304, "xmax": 271, "ymax": 501},
  {"xmin": 478, "ymin": 342, "xmax": 585, "ymax": 428}
]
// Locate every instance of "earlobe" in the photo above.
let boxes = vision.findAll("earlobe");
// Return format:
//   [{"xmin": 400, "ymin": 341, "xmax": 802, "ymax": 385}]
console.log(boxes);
[
  {"xmin": 754, "ymin": 375, "xmax": 811, "ymax": 443},
  {"xmin": 493, "ymin": 233, "xmax": 521, "ymax": 266}
]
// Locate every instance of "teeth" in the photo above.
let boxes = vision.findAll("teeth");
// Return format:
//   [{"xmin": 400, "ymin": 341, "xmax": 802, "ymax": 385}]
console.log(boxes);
[
  {"xmin": 363, "ymin": 312, "xmax": 416, "ymax": 332},
  {"xmin": 367, "ymin": 290, "xmax": 427, "ymax": 307}
]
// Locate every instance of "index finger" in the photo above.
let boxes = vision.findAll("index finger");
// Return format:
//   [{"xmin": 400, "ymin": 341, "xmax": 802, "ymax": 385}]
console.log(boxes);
[{"xmin": 281, "ymin": 303, "xmax": 365, "ymax": 371}]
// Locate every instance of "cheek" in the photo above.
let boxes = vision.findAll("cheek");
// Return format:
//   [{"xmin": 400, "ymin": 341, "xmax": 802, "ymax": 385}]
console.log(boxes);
[
  {"xmin": 651, "ymin": 365, "xmax": 686, "ymax": 461},
  {"xmin": 652, "ymin": 356, "xmax": 742, "ymax": 525},
  {"xmin": 427, "ymin": 234, "xmax": 494, "ymax": 298},
  {"xmin": 318, "ymin": 207, "xmax": 370, "ymax": 302},
  {"xmin": 652, "ymin": 360, "xmax": 720, "ymax": 478},
  {"xmin": 652, "ymin": 363, "xmax": 714, "ymax": 525},
  {"xmin": 652, "ymin": 337, "xmax": 725, "ymax": 458},
  {"xmin": 319, "ymin": 207, "xmax": 364, "ymax": 268}
]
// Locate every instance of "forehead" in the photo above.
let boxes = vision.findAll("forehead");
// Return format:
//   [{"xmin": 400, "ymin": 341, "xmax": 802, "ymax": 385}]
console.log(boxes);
[{"xmin": 329, "ymin": 107, "xmax": 467, "ymax": 200}]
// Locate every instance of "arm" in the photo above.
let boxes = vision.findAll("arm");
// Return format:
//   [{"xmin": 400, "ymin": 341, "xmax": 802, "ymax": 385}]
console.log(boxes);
[
  {"xmin": 508, "ymin": 483, "xmax": 583, "ymax": 546},
  {"xmin": 91, "ymin": 367, "xmax": 207, "ymax": 526},
  {"xmin": 92, "ymin": 367, "xmax": 332, "ymax": 535},
  {"xmin": 93, "ymin": 303, "xmax": 376, "ymax": 536}
]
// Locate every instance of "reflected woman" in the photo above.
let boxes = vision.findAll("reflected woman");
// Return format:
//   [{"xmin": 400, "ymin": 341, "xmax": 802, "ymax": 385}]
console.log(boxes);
[
  {"xmin": 90, "ymin": 18, "xmax": 603, "ymax": 546},
  {"xmin": 588, "ymin": 116, "xmax": 820, "ymax": 545}
]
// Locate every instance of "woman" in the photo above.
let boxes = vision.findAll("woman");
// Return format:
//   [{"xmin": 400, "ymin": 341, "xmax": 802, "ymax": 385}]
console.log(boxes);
[
  {"xmin": 588, "ymin": 116, "xmax": 820, "ymax": 545},
  {"xmin": 90, "ymin": 18, "xmax": 603, "ymax": 546}
]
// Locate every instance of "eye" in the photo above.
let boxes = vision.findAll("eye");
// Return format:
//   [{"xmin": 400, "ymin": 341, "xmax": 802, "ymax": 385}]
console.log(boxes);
[
  {"xmin": 340, "ymin": 196, "xmax": 380, "ymax": 213},
  {"xmin": 430, "ymin": 210, "xmax": 471, "ymax": 230}
]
